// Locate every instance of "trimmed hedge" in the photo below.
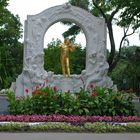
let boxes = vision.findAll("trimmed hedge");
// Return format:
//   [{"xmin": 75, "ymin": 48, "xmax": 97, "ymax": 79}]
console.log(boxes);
[{"xmin": 0, "ymin": 122, "xmax": 140, "ymax": 132}]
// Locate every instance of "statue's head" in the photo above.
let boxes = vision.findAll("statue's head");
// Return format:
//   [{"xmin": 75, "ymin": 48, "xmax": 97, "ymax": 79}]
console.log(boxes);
[{"xmin": 64, "ymin": 38, "xmax": 70, "ymax": 44}]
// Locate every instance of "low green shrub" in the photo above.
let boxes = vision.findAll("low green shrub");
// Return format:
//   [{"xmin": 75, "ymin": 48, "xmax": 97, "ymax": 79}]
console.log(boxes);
[
  {"xmin": 124, "ymin": 123, "xmax": 140, "ymax": 132},
  {"xmin": 0, "ymin": 123, "xmax": 22, "ymax": 131},
  {"xmin": 0, "ymin": 122, "xmax": 140, "ymax": 132},
  {"xmin": 31, "ymin": 122, "xmax": 84, "ymax": 132}
]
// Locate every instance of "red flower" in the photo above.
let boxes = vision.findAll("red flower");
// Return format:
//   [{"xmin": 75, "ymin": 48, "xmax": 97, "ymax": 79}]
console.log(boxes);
[
  {"xmin": 90, "ymin": 83, "xmax": 94, "ymax": 89},
  {"xmin": 91, "ymin": 92, "xmax": 97, "ymax": 97},
  {"xmin": 43, "ymin": 93, "xmax": 48, "ymax": 97},
  {"xmin": 25, "ymin": 89, "xmax": 29, "ymax": 94},
  {"xmin": 32, "ymin": 90, "xmax": 37, "ymax": 95},
  {"xmin": 36, "ymin": 85, "xmax": 39, "ymax": 89},
  {"xmin": 37, "ymin": 91, "xmax": 41, "ymax": 96},
  {"xmin": 53, "ymin": 86, "xmax": 57, "ymax": 91}
]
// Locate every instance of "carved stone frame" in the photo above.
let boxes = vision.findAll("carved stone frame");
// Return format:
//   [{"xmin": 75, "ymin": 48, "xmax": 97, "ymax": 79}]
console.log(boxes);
[{"xmin": 15, "ymin": 4, "xmax": 114, "ymax": 96}]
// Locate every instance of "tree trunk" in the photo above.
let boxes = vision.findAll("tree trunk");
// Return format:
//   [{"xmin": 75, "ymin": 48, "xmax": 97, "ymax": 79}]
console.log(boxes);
[{"xmin": 107, "ymin": 21, "xmax": 116, "ymax": 72}]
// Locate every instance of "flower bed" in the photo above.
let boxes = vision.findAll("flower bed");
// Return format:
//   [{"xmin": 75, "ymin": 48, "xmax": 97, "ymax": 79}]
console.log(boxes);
[
  {"xmin": 0, "ymin": 115, "xmax": 140, "ymax": 123},
  {"xmin": 7, "ymin": 84, "xmax": 137, "ymax": 116},
  {"xmin": 0, "ymin": 115, "xmax": 140, "ymax": 132},
  {"xmin": 2, "ymin": 84, "xmax": 139, "ymax": 132}
]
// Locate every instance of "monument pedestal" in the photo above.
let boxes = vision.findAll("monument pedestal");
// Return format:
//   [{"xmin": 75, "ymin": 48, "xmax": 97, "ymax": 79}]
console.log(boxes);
[
  {"xmin": 60, "ymin": 78, "xmax": 73, "ymax": 93},
  {"xmin": 53, "ymin": 74, "xmax": 84, "ymax": 93},
  {"xmin": 0, "ymin": 95, "xmax": 9, "ymax": 114}
]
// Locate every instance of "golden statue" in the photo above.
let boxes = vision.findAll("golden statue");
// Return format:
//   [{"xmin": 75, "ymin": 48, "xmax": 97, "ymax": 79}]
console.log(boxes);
[{"xmin": 59, "ymin": 38, "xmax": 78, "ymax": 77}]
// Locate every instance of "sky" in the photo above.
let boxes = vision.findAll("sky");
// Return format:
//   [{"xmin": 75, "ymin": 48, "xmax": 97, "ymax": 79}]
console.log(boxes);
[{"xmin": 8, "ymin": 0, "xmax": 140, "ymax": 49}]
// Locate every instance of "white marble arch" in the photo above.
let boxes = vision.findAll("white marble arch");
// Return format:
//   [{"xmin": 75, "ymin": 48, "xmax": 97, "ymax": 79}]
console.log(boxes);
[{"xmin": 15, "ymin": 3, "xmax": 114, "ymax": 96}]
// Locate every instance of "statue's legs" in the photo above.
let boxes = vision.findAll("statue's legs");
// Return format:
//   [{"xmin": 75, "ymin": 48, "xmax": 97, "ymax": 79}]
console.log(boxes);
[
  {"xmin": 61, "ymin": 57, "xmax": 67, "ymax": 77},
  {"xmin": 61, "ymin": 56, "xmax": 70, "ymax": 77},
  {"xmin": 62, "ymin": 62, "xmax": 66, "ymax": 76},
  {"xmin": 66, "ymin": 58, "xmax": 70, "ymax": 77},
  {"xmin": 61, "ymin": 57, "xmax": 64, "ymax": 74}
]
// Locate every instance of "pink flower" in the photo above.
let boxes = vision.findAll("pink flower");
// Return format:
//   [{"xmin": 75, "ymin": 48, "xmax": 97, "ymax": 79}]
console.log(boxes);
[
  {"xmin": 53, "ymin": 86, "xmax": 57, "ymax": 91},
  {"xmin": 43, "ymin": 93, "xmax": 48, "ymax": 97},
  {"xmin": 32, "ymin": 90, "xmax": 37, "ymax": 95},
  {"xmin": 0, "ymin": 115, "xmax": 140, "ymax": 122},
  {"xmin": 91, "ymin": 92, "xmax": 97, "ymax": 97},
  {"xmin": 25, "ymin": 89, "xmax": 29, "ymax": 94},
  {"xmin": 90, "ymin": 83, "xmax": 94, "ymax": 89},
  {"xmin": 36, "ymin": 85, "xmax": 39, "ymax": 89}
]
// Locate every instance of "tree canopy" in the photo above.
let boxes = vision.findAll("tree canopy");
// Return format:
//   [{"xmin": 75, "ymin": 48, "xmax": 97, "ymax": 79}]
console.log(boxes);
[
  {"xmin": 0, "ymin": 0, "xmax": 23, "ymax": 89},
  {"xmin": 64, "ymin": 0, "xmax": 140, "ymax": 72},
  {"xmin": 110, "ymin": 46, "xmax": 140, "ymax": 96},
  {"xmin": 118, "ymin": 0, "xmax": 140, "ymax": 30}
]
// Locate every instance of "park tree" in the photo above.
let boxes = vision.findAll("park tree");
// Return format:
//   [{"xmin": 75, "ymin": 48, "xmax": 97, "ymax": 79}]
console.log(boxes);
[
  {"xmin": 119, "ymin": 0, "xmax": 140, "ymax": 30},
  {"xmin": 110, "ymin": 46, "xmax": 140, "ymax": 96},
  {"xmin": 64, "ymin": 0, "xmax": 140, "ymax": 72},
  {"xmin": 44, "ymin": 39, "xmax": 62, "ymax": 74},
  {"xmin": 0, "ymin": 0, "xmax": 23, "ymax": 89}
]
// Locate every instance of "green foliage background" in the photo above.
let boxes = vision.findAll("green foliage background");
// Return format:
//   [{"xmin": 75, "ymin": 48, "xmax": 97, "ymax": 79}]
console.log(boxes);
[
  {"xmin": 110, "ymin": 46, "xmax": 140, "ymax": 96},
  {"xmin": 0, "ymin": 0, "xmax": 23, "ymax": 89},
  {"xmin": 44, "ymin": 39, "xmax": 86, "ymax": 74}
]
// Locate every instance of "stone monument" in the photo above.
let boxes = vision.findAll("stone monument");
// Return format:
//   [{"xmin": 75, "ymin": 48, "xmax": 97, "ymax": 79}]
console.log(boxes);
[{"xmin": 15, "ymin": 3, "xmax": 114, "ymax": 96}]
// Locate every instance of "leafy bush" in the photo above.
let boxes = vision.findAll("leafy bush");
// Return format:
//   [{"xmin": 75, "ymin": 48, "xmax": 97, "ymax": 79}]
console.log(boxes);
[{"xmin": 7, "ymin": 84, "xmax": 137, "ymax": 116}]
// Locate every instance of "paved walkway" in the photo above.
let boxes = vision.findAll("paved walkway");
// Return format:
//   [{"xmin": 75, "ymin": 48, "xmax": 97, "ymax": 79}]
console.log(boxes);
[{"xmin": 0, "ymin": 133, "xmax": 140, "ymax": 140}]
